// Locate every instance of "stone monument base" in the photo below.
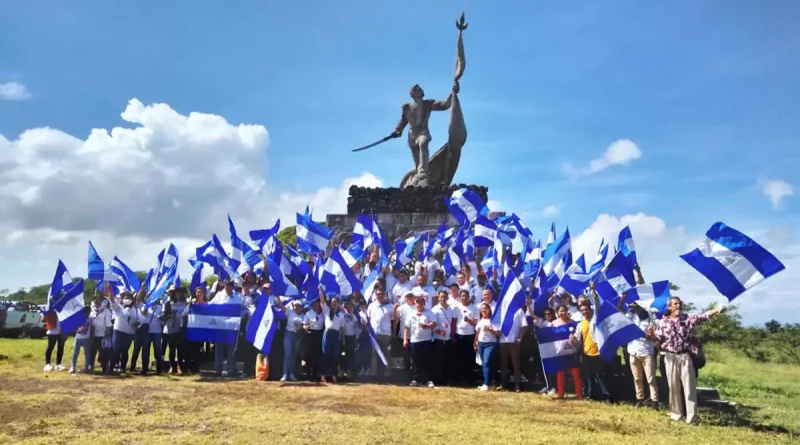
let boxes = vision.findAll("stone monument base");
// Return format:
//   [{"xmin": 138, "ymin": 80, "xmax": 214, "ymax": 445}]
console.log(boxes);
[{"xmin": 326, "ymin": 212, "xmax": 458, "ymax": 247}]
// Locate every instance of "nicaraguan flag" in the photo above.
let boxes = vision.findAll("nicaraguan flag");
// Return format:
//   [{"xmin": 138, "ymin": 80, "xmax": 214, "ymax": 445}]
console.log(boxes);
[
  {"xmin": 617, "ymin": 226, "xmax": 636, "ymax": 267},
  {"xmin": 109, "ymin": 256, "xmax": 141, "ymax": 293},
  {"xmin": 490, "ymin": 271, "xmax": 527, "ymax": 337},
  {"xmin": 591, "ymin": 297, "xmax": 646, "ymax": 361},
  {"xmin": 87, "ymin": 240, "xmax": 107, "ymax": 281},
  {"xmin": 296, "ymin": 211, "xmax": 334, "ymax": 255},
  {"xmin": 680, "ymin": 222, "xmax": 785, "ymax": 301},
  {"xmin": 635, "ymin": 295, "xmax": 670, "ymax": 317},
  {"xmin": 52, "ymin": 277, "xmax": 86, "ymax": 334},
  {"xmin": 544, "ymin": 222, "xmax": 556, "ymax": 252},
  {"xmin": 626, "ymin": 281, "xmax": 671, "ymax": 304},
  {"xmin": 536, "ymin": 322, "xmax": 579, "ymax": 374},
  {"xmin": 186, "ymin": 303, "xmax": 242, "ymax": 344},
  {"xmin": 351, "ymin": 213, "xmax": 375, "ymax": 254},
  {"xmin": 249, "ymin": 219, "xmax": 281, "ymax": 249},
  {"xmin": 473, "ymin": 214, "xmax": 497, "ymax": 248},
  {"xmin": 394, "ymin": 233, "xmax": 422, "ymax": 269},
  {"xmin": 266, "ymin": 257, "xmax": 301, "ymax": 296},
  {"xmin": 228, "ymin": 215, "xmax": 262, "ymax": 270},
  {"xmin": 445, "ymin": 188, "xmax": 488, "ymax": 225},
  {"xmin": 604, "ymin": 250, "xmax": 636, "ymax": 295},
  {"xmin": 46, "ymin": 260, "xmax": 72, "ymax": 313},
  {"xmin": 322, "ymin": 248, "xmax": 362, "ymax": 296},
  {"xmin": 589, "ymin": 239, "xmax": 608, "ymax": 274},
  {"xmin": 372, "ymin": 215, "xmax": 391, "ymax": 259},
  {"xmin": 246, "ymin": 297, "xmax": 280, "ymax": 354},
  {"xmin": 557, "ymin": 260, "xmax": 600, "ymax": 297},
  {"xmin": 530, "ymin": 265, "xmax": 550, "ymax": 317},
  {"xmin": 189, "ymin": 265, "xmax": 205, "ymax": 294},
  {"xmin": 442, "ymin": 245, "xmax": 462, "ymax": 277},
  {"xmin": 543, "ymin": 227, "xmax": 572, "ymax": 291}
]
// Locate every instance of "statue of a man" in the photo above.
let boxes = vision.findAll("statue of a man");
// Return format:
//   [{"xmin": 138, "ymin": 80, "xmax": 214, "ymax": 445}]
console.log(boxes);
[{"xmin": 390, "ymin": 81, "xmax": 460, "ymax": 182}]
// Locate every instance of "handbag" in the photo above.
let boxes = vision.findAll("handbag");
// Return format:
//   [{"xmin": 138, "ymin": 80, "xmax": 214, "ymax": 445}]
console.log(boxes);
[{"xmin": 690, "ymin": 343, "xmax": 706, "ymax": 370}]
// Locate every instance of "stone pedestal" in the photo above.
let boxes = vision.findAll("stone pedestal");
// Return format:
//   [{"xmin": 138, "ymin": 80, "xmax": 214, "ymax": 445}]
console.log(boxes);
[{"xmin": 326, "ymin": 212, "xmax": 458, "ymax": 246}]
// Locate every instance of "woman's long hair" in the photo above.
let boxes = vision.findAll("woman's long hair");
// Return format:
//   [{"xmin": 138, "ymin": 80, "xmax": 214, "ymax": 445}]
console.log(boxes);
[{"xmin": 329, "ymin": 296, "xmax": 340, "ymax": 321}]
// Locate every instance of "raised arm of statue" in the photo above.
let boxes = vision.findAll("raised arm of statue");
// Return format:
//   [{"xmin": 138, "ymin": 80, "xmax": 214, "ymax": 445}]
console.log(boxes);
[{"xmin": 431, "ymin": 81, "xmax": 459, "ymax": 111}]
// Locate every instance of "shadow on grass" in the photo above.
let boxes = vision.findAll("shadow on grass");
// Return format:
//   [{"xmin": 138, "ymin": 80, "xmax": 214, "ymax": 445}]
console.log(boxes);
[{"xmin": 701, "ymin": 404, "xmax": 792, "ymax": 435}]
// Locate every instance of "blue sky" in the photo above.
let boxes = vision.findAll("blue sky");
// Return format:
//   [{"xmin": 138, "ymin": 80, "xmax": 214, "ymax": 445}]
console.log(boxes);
[{"xmin": 1, "ymin": 1, "xmax": 798, "ymax": 323}]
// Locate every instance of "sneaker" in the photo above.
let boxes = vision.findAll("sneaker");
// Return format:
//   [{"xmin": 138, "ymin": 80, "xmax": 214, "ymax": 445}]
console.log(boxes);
[
  {"xmin": 635, "ymin": 399, "xmax": 646, "ymax": 408},
  {"xmin": 55, "ymin": 364, "xmax": 66, "ymax": 371},
  {"xmin": 520, "ymin": 375, "xmax": 529, "ymax": 383},
  {"xmin": 427, "ymin": 381, "xmax": 435, "ymax": 388},
  {"xmin": 409, "ymin": 381, "xmax": 419, "ymax": 387},
  {"xmin": 478, "ymin": 385, "xmax": 489, "ymax": 391},
  {"xmin": 547, "ymin": 388, "xmax": 557, "ymax": 395},
  {"xmin": 44, "ymin": 364, "xmax": 53, "ymax": 372},
  {"xmin": 69, "ymin": 367, "xmax": 76, "ymax": 374},
  {"xmin": 289, "ymin": 374, "xmax": 297, "ymax": 381},
  {"xmin": 538, "ymin": 387, "xmax": 549, "ymax": 395},
  {"xmin": 320, "ymin": 377, "xmax": 327, "ymax": 383},
  {"xmin": 330, "ymin": 376, "xmax": 337, "ymax": 384},
  {"xmin": 280, "ymin": 375, "xmax": 288, "ymax": 382}
]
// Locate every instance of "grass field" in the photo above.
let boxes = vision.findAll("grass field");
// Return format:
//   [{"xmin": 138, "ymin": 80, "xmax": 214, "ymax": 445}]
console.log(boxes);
[{"xmin": 0, "ymin": 339, "xmax": 798, "ymax": 445}]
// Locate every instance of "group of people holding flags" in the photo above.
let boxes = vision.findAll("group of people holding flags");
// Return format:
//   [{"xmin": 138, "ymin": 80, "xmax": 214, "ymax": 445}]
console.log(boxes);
[{"xmin": 41, "ymin": 188, "xmax": 785, "ymax": 425}]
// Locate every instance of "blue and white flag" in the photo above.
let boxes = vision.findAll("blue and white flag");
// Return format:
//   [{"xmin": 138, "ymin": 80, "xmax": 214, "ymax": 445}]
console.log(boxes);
[
  {"xmin": 490, "ymin": 271, "xmax": 527, "ymax": 337},
  {"xmin": 442, "ymin": 246, "xmax": 462, "ymax": 277},
  {"xmin": 591, "ymin": 298, "xmax": 645, "ymax": 361},
  {"xmin": 543, "ymin": 227, "xmax": 572, "ymax": 291},
  {"xmin": 322, "ymin": 248, "xmax": 362, "ymax": 296},
  {"xmin": 604, "ymin": 250, "xmax": 636, "ymax": 295},
  {"xmin": 530, "ymin": 265, "xmax": 550, "ymax": 317},
  {"xmin": 589, "ymin": 239, "xmax": 609, "ymax": 274},
  {"xmin": 557, "ymin": 260, "xmax": 600, "ymax": 297},
  {"xmin": 371, "ymin": 215, "xmax": 391, "ymax": 260},
  {"xmin": 52, "ymin": 277, "xmax": 86, "ymax": 334},
  {"xmin": 536, "ymin": 322, "xmax": 580, "ymax": 374},
  {"xmin": 228, "ymin": 215, "xmax": 262, "ymax": 271},
  {"xmin": 424, "ymin": 222, "xmax": 454, "ymax": 258},
  {"xmin": 283, "ymin": 245, "xmax": 310, "ymax": 283},
  {"xmin": 246, "ymin": 297, "xmax": 280, "ymax": 355},
  {"xmin": 635, "ymin": 295, "xmax": 670, "ymax": 317},
  {"xmin": 617, "ymin": 226, "xmax": 636, "ymax": 267},
  {"xmin": 544, "ymin": 222, "xmax": 557, "ymax": 252},
  {"xmin": 87, "ymin": 240, "xmax": 108, "ymax": 281},
  {"xmin": 46, "ymin": 260, "xmax": 72, "ymax": 313},
  {"xmin": 680, "ymin": 222, "xmax": 785, "ymax": 301},
  {"xmin": 186, "ymin": 303, "xmax": 242, "ymax": 345},
  {"xmin": 445, "ymin": 188, "xmax": 488, "ymax": 225},
  {"xmin": 145, "ymin": 243, "xmax": 179, "ymax": 308},
  {"xmin": 394, "ymin": 233, "xmax": 422, "ymax": 269},
  {"xmin": 296, "ymin": 211, "xmax": 334, "ymax": 255},
  {"xmin": 109, "ymin": 256, "xmax": 141, "ymax": 293},
  {"xmin": 473, "ymin": 214, "xmax": 497, "ymax": 248},
  {"xmin": 351, "ymin": 214, "xmax": 375, "ymax": 254},
  {"xmin": 249, "ymin": 219, "xmax": 281, "ymax": 250},
  {"xmin": 189, "ymin": 265, "xmax": 205, "ymax": 294},
  {"xmin": 626, "ymin": 281, "xmax": 671, "ymax": 304},
  {"xmin": 266, "ymin": 257, "xmax": 301, "ymax": 296}
]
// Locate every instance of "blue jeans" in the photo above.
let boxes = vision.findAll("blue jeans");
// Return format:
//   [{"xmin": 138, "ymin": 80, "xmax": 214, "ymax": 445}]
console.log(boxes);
[
  {"xmin": 282, "ymin": 331, "xmax": 299, "ymax": 378},
  {"xmin": 214, "ymin": 342, "xmax": 237, "ymax": 375},
  {"xmin": 110, "ymin": 330, "xmax": 134, "ymax": 374},
  {"xmin": 478, "ymin": 342, "xmax": 497, "ymax": 387},
  {"xmin": 130, "ymin": 327, "xmax": 149, "ymax": 371},
  {"xmin": 321, "ymin": 329, "xmax": 341, "ymax": 378},
  {"xmin": 141, "ymin": 333, "xmax": 163, "ymax": 373},
  {"xmin": 71, "ymin": 337, "xmax": 91, "ymax": 370}
]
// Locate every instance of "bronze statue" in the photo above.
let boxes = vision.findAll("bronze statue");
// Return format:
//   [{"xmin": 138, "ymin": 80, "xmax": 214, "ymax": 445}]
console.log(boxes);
[{"xmin": 353, "ymin": 13, "xmax": 468, "ymax": 188}]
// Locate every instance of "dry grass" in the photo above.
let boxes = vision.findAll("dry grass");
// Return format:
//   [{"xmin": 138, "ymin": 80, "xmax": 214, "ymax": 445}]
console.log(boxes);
[{"xmin": 0, "ymin": 339, "xmax": 796, "ymax": 445}]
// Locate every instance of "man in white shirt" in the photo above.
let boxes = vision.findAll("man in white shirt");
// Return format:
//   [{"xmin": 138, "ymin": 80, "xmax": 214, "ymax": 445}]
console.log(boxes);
[
  {"xmin": 431, "ymin": 290, "xmax": 456, "ymax": 385},
  {"xmin": 626, "ymin": 305, "xmax": 660, "ymax": 407},
  {"xmin": 499, "ymin": 307, "xmax": 528, "ymax": 392},
  {"xmin": 403, "ymin": 296, "xmax": 437, "ymax": 388},
  {"xmin": 106, "ymin": 289, "xmax": 141, "ymax": 376},
  {"xmin": 411, "ymin": 273, "xmax": 436, "ymax": 310},
  {"xmin": 393, "ymin": 292, "xmax": 417, "ymax": 380},
  {"xmin": 391, "ymin": 269, "xmax": 414, "ymax": 304},
  {"xmin": 454, "ymin": 289, "xmax": 478, "ymax": 384},
  {"xmin": 210, "ymin": 281, "xmax": 243, "ymax": 377},
  {"xmin": 367, "ymin": 288, "xmax": 394, "ymax": 379}
]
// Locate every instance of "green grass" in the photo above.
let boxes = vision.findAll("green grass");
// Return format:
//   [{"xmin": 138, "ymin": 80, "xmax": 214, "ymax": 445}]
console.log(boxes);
[{"xmin": 0, "ymin": 339, "xmax": 797, "ymax": 444}]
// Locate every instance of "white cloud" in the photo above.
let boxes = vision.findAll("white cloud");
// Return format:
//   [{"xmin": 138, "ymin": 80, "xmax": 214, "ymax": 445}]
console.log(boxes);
[
  {"xmin": 562, "ymin": 139, "xmax": 641, "ymax": 177},
  {"xmin": 541, "ymin": 205, "xmax": 562, "ymax": 218},
  {"xmin": 0, "ymin": 98, "xmax": 383, "ymax": 291},
  {"xmin": 0, "ymin": 82, "xmax": 31, "ymax": 101},
  {"xmin": 571, "ymin": 213, "xmax": 798, "ymax": 325},
  {"xmin": 760, "ymin": 179, "xmax": 794, "ymax": 209}
]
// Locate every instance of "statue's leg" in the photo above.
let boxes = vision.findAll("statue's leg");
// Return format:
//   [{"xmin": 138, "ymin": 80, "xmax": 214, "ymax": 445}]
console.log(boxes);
[{"xmin": 417, "ymin": 135, "xmax": 430, "ymax": 175}]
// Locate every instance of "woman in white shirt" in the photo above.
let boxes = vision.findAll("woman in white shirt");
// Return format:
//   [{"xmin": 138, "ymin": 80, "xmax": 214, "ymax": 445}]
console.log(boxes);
[
  {"xmin": 89, "ymin": 294, "xmax": 113, "ymax": 374},
  {"xmin": 473, "ymin": 303, "xmax": 500, "ymax": 391},
  {"xmin": 276, "ymin": 299, "xmax": 303, "ymax": 382},
  {"xmin": 318, "ymin": 289, "xmax": 345, "ymax": 383},
  {"xmin": 302, "ymin": 299, "xmax": 325, "ymax": 381},
  {"xmin": 106, "ymin": 287, "xmax": 142, "ymax": 376},
  {"xmin": 455, "ymin": 289, "xmax": 478, "ymax": 385}
]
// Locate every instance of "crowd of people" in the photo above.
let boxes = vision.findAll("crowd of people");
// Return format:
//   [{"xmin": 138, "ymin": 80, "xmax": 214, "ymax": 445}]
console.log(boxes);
[{"xmin": 41, "ymin": 249, "xmax": 725, "ymax": 425}]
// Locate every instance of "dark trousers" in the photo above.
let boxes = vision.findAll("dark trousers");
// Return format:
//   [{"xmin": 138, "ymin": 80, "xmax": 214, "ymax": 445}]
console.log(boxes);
[
  {"xmin": 130, "ymin": 326, "xmax": 149, "ymax": 371},
  {"xmin": 45, "ymin": 333, "xmax": 66, "ymax": 365},
  {"xmin": 374, "ymin": 334, "xmax": 392, "ymax": 378},
  {"xmin": 184, "ymin": 341, "xmax": 204, "ymax": 373},
  {"xmin": 162, "ymin": 333, "xmax": 185, "ymax": 372},
  {"xmin": 91, "ymin": 336, "xmax": 110, "ymax": 373},
  {"xmin": 500, "ymin": 342, "xmax": 522, "ymax": 389},
  {"xmin": 456, "ymin": 334, "xmax": 475, "ymax": 384},
  {"xmin": 433, "ymin": 339, "xmax": 449, "ymax": 385},
  {"xmin": 582, "ymin": 354, "xmax": 612, "ymax": 401},
  {"xmin": 341, "ymin": 335, "xmax": 357, "ymax": 376},
  {"xmin": 410, "ymin": 341, "xmax": 433, "ymax": 384},
  {"xmin": 304, "ymin": 330, "xmax": 323, "ymax": 378},
  {"xmin": 110, "ymin": 330, "xmax": 134, "ymax": 374}
]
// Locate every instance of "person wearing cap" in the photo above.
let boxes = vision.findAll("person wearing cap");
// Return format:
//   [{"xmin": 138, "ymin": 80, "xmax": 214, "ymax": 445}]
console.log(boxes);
[
  {"xmin": 106, "ymin": 285, "xmax": 143, "ymax": 376},
  {"xmin": 391, "ymin": 269, "xmax": 414, "ymax": 305},
  {"xmin": 210, "ymin": 280, "xmax": 242, "ymax": 377},
  {"xmin": 403, "ymin": 295, "xmax": 437, "ymax": 388}
]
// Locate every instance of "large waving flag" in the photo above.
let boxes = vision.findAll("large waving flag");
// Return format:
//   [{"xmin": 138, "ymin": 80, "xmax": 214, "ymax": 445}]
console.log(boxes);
[
  {"xmin": 625, "ymin": 281, "xmax": 671, "ymax": 305},
  {"xmin": 372, "ymin": 215, "xmax": 391, "ymax": 260},
  {"xmin": 490, "ymin": 271, "xmax": 527, "ymax": 337},
  {"xmin": 249, "ymin": 219, "xmax": 281, "ymax": 250},
  {"xmin": 445, "ymin": 188, "xmax": 488, "ymax": 225},
  {"xmin": 473, "ymin": 214, "xmax": 497, "ymax": 248},
  {"xmin": 530, "ymin": 265, "xmax": 550, "ymax": 317},
  {"xmin": 296, "ymin": 211, "xmax": 334, "ymax": 255},
  {"xmin": 557, "ymin": 260, "xmax": 600, "ymax": 297},
  {"xmin": 394, "ymin": 233, "xmax": 422, "ymax": 269},
  {"xmin": 52, "ymin": 277, "xmax": 86, "ymax": 334},
  {"xmin": 351, "ymin": 214, "xmax": 375, "ymax": 255},
  {"xmin": 604, "ymin": 250, "xmax": 636, "ymax": 295},
  {"xmin": 681, "ymin": 222, "xmax": 785, "ymax": 301},
  {"xmin": 617, "ymin": 226, "xmax": 636, "ymax": 267},
  {"xmin": 266, "ymin": 257, "xmax": 301, "ymax": 296},
  {"xmin": 87, "ymin": 240, "xmax": 107, "ymax": 281},
  {"xmin": 46, "ymin": 260, "xmax": 73, "ymax": 313},
  {"xmin": 589, "ymin": 239, "xmax": 609, "ymax": 274},
  {"xmin": 536, "ymin": 322, "xmax": 579, "ymax": 374},
  {"xmin": 544, "ymin": 222, "xmax": 556, "ymax": 252},
  {"xmin": 246, "ymin": 297, "xmax": 280, "ymax": 354},
  {"xmin": 543, "ymin": 227, "xmax": 572, "ymax": 291},
  {"xmin": 590, "ymin": 297, "xmax": 646, "ymax": 361},
  {"xmin": 228, "ymin": 215, "xmax": 262, "ymax": 271},
  {"xmin": 186, "ymin": 303, "xmax": 242, "ymax": 344},
  {"xmin": 321, "ymin": 248, "xmax": 362, "ymax": 296},
  {"xmin": 109, "ymin": 256, "xmax": 141, "ymax": 293},
  {"xmin": 145, "ymin": 243, "xmax": 179, "ymax": 308}
]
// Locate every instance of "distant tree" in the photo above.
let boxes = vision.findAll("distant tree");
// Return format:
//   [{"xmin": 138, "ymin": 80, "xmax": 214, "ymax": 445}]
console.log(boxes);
[
  {"xmin": 765, "ymin": 319, "xmax": 783, "ymax": 334},
  {"xmin": 734, "ymin": 327, "xmax": 770, "ymax": 362},
  {"xmin": 696, "ymin": 302, "xmax": 743, "ymax": 343},
  {"xmin": 768, "ymin": 323, "xmax": 800, "ymax": 365},
  {"xmin": 670, "ymin": 283, "xmax": 680, "ymax": 291},
  {"xmin": 277, "ymin": 226, "xmax": 297, "ymax": 249}
]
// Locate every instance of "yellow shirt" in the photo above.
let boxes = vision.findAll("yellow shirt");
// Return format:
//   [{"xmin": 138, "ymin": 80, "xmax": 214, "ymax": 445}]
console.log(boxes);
[{"xmin": 579, "ymin": 319, "xmax": 599, "ymax": 356}]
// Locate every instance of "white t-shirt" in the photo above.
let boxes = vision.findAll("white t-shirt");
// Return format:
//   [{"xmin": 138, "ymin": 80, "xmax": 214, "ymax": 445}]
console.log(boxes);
[
  {"xmin": 475, "ymin": 318, "xmax": 500, "ymax": 343},
  {"xmin": 412, "ymin": 284, "xmax": 436, "ymax": 310},
  {"xmin": 111, "ymin": 303, "xmax": 141, "ymax": 335},
  {"xmin": 304, "ymin": 309, "xmax": 325, "ymax": 331},
  {"xmin": 455, "ymin": 303, "xmax": 479, "ymax": 336},
  {"xmin": 286, "ymin": 310, "xmax": 303, "ymax": 333},
  {"xmin": 90, "ymin": 305, "xmax": 113, "ymax": 337},
  {"xmin": 416, "ymin": 259, "xmax": 441, "ymax": 283},
  {"xmin": 321, "ymin": 303, "xmax": 344, "ymax": 331},
  {"xmin": 569, "ymin": 307, "xmax": 583, "ymax": 323},
  {"xmin": 404, "ymin": 309, "xmax": 435, "ymax": 343},
  {"xmin": 391, "ymin": 280, "xmax": 414, "ymax": 305},
  {"xmin": 626, "ymin": 313, "xmax": 655, "ymax": 357},
  {"xmin": 396, "ymin": 304, "xmax": 416, "ymax": 339},
  {"xmin": 431, "ymin": 304, "xmax": 456, "ymax": 341},
  {"xmin": 367, "ymin": 302, "xmax": 393, "ymax": 336},
  {"xmin": 342, "ymin": 312, "xmax": 358, "ymax": 336},
  {"xmin": 500, "ymin": 309, "xmax": 529, "ymax": 343},
  {"xmin": 143, "ymin": 305, "xmax": 163, "ymax": 334}
]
